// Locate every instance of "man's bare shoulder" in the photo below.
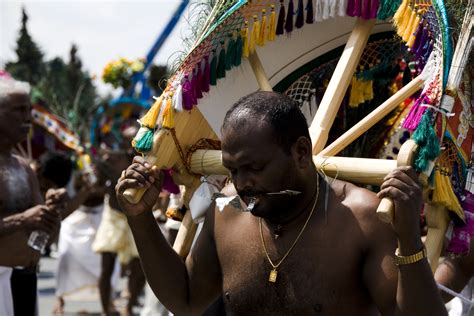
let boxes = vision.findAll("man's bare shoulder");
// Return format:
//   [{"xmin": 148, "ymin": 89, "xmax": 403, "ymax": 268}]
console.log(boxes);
[{"xmin": 329, "ymin": 178, "xmax": 389, "ymax": 235}]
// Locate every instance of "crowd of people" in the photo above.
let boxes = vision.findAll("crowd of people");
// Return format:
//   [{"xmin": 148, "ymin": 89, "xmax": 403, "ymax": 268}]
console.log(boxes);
[{"xmin": 0, "ymin": 78, "xmax": 473, "ymax": 316}]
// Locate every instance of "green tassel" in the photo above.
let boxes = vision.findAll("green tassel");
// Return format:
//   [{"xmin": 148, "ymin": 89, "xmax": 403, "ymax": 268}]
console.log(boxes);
[
  {"xmin": 377, "ymin": 0, "xmax": 402, "ymax": 20},
  {"xmin": 217, "ymin": 44, "xmax": 226, "ymax": 79},
  {"xmin": 225, "ymin": 36, "xmax": 235, "ymax": 71},
  {"xmin": 133, "ymin": 128, "xmax": 154, "ymax": 153},
  {"xmin": 210, "ymin": 50, "xmax": 217, "ymax": 86},
  {"xmin": 412, "ymin": 111, "xmax": 440, "ymax": 172},
  {"xmin": 233, "ymin": 35, "xmax": 243, "ymax": 66}
]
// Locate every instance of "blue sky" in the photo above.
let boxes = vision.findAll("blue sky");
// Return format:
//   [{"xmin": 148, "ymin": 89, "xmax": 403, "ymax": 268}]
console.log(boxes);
[{"xmin": 0, "ymin": 0, "xmax": 192, "ymax": 95}]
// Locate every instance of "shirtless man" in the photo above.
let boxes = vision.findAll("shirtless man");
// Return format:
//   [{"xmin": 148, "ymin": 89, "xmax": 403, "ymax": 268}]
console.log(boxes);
[
  {"xmin": 116, "ymin": 91, "xmax": 446, "ymax": 315},
  {"xmin": 0, "ymin": 78, "xmax": 63, "ymax": 315}
]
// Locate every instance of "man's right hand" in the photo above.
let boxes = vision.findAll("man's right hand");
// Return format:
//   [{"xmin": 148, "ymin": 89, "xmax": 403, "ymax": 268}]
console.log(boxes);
[
  {"xmin": 115, "ymin": 156, "xmax": 163, "ymax": 216},
  {"xmin": 21, "ymin": 205, "xmax": 58, "ymax": 235}
]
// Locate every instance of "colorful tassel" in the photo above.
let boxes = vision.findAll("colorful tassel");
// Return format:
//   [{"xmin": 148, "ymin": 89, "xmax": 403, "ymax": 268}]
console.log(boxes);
[
  {"xmin": 250, "ymin": 15, "xmax": 259, "ymax": 53},
  {"xmin": 234, "ymin": 35, "xmax": 243, "ymax": 66},
  {"xmin": 268, "ymin": 5, "xmax": 277, "ymax": 41},
  {"xmin": 393, "ymin": 0, "xmax": 408, "ymax": 28},
  {"xmin": 190, "ymin": 71, "xmax": 197, "ymax": 105},
  {"xmin": 182, "ymin": 75, "xmax": 193, "ymax": 110},
  {"xmin": 402, "ymin": 9, "xmax": 416, "ymax": 42},
  {"xmin": 306, "ymin": 0, "xmax": 314, "ymax": 24},
  {"xmin": 432, "ymin": 167, "xmax": 464, "ymax": 220},
  {"xmin": 295, "ymin": 0, "xmax": 305, "ymax": 28},
  {"xmin": 276, "ymin": 0, "xmax": 286, "ymax": 35},
  {"xmin": 258, "ymin": 9, "xmax": 267, "ymax": 45},
  {"xmin": 377, "ymin": 0, "xmax": 401, "ymax": 20},
  {"xmin": 209, "ymin": 50, "xmax": 218, "ymax": 86},
  {"xmin": 347, "ymin": 0, "xmax": 361, "ymax": 17},
  {"xmin": 132, "ymin": 126, "xmax": 154, "ymax": 152},
  {"xmin": 242, "ymin": 21, "xmax": 250, "ymax": 57},
  {"xmin": 406, "ymin": 13, "xmax": 420, "ymax": 48},
  {"xmin": 285, "ymin": 0, "xmax": 294, "ymax": 33},
  {"xmin": 369, "ymin": 0, "xmax": 379, "ymax": 19},
  {"xmin": 217, "ymin": 43, "xmax": 226, "ymax": 79},
  {"xmin": 195, "ymin": 65, "xmax": 203, "ymax": 99},
  {"xmin": 173, "ymin": 84, "xmax": 183, "ymax": 111},
  {"xmin": 140, "ymin": 96, "xmax": 163, "ymax": 129},
  {"xmin": 202, "ymin": 56, "xmax": 210, "ymax": 93},
  {"xmin": 225, "ymin": 35, "xmax": 235, "ymax": 71},
  {"xmin": 162, "ymin": 97, "xmax": 174, "ymax": 129},
  {"xmin": 412, "ymin": 111, "xmax": 440, "ymax": 173}
]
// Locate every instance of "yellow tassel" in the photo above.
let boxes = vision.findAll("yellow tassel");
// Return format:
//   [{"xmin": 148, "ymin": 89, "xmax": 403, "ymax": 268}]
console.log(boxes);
[
  {"xmin": 162, "ymin": 97, "xmax": 174, "ymax": 129},
  {"xmin": 398, "ymin": 4, "xmax": 412, "ymax": 38},
  {"xmin": 242, "ymin": 21, "xmax": 249, "ymax": 58},
  {"xmin": 393, "ymin": 0, "xmax": 408, "ymax": 28},
  {"xmin": 432, "ymin": 167, "xmax": 465, "ymax": 221},
  {"xmin": 363, "ymin": 80, "xmax": 374, "ymax": 101},
  {"xmin": 140, "ymin": 95, "xmax": 163, "ymax": 129},
  {"xmin": 402, "ymin": 10, "xmax": 416, "ymax": 42},
  {"xmin": 249, "ymin": 15, "xmax": 259, "ymax": 53},
  {"xmin": 268, "ymin": 5, "xmax": 276, "ymax": 41},
  {"xmin": 349, "ymin": 77, "xmax": 363, "ymax": 107},
  {"xmin": 258, "ymin": 9, "xmax": 267, "ymax": 46},
  {"xmin": 406, "ymin": 14, "xmax": 420, "ymax": 48}
]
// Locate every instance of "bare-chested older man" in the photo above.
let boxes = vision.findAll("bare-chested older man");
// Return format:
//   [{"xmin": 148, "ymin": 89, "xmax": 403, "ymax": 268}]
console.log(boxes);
[
  {"xmin": 116, "ymin": 91, "xmax": 447, "ymax": 315},
  {"xmin": 0, "ymin": 78, "xmax": 63, "ymax": 315}
]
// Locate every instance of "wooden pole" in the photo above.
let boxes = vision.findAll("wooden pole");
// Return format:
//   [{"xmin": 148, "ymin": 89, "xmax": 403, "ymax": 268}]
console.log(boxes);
[
  {"xmin": 424, "ymin": 203, "xmax": 450, "ymax": 273},
  {"xmin": 376, "ymin": 139, "xmax": 418, "ymax": 223},
  {"xmin": 310, "ymin": 18, "xmax": 375, "ymax": 155},
  {"xmin": 318, "ymin": 75, "xmax": 424, "ymax": 157},
  {"xmin": 189, "ymin": 149, "xmax": 397, "ymax": 185},
  {"xmin": 248, "ymin": 51, "xmax": 273, "ymax": 92}
]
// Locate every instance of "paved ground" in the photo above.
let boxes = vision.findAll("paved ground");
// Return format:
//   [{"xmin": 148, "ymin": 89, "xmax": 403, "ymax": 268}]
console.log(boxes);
[{"xmin": 38, "ymin": 256, "xmax": 142, "ymax": 316}]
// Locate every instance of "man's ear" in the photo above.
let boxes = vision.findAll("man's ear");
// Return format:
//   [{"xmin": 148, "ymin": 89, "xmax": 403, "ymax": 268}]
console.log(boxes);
[{"xmin": 291, "ymin": 136, "xmax": 312, "ymax": 169}]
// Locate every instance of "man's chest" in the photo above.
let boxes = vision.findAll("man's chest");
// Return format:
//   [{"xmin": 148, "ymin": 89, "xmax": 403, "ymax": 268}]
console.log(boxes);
[
  {"xmin": 0, "ymin": 162, "xmax": 32, "ymax": 212},
  {"xmin": 214, "ymin": 216, "xmax": 368, "ymax": 314}
]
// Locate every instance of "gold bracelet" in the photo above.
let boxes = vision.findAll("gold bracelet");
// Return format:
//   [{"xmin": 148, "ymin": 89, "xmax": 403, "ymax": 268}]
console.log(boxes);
[{"xmin": 394, "ymin": 247, "xmax": 427, "ymax": 266}]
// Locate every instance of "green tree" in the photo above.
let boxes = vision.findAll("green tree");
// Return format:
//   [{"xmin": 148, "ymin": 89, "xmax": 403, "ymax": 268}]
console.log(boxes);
[
  {"xmin": 37, "ymin": 45, "xmax": 98, "ymax": 139},
  {"xmin": 5, "ymin": 8, "xmax": 45, "ymax": 85}
]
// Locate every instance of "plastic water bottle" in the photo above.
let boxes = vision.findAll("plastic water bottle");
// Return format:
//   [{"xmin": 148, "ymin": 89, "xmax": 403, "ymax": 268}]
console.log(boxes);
[{"xmin": 27, "ymin": 230, "xmax": 49, "ymax": 253}]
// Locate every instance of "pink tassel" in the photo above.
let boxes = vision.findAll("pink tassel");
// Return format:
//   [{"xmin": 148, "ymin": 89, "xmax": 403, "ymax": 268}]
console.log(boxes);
[
  {"xmin": 370, "ymin": 0, "xmax": 379, "ymax": 19},
  {"xmin": 447, "ymin": 192, "xmax": 474, "ymax": 256},
  {"xmin": 182, "ymin": 75, "xmax": 193, "ymax": 110},
  {"xmin": 402, "ymin": 97, "xmax": 427, "ymax": 131},
  {"xmin": 190, "ymin": 71, "xmax": 197, "ymax": 105},
  {"xmin": 201, "ymin": 56, "xmax": 210, "ymax": 93},
  {"xmin": 362, "ymin": 0, "xmax": 371, "ymax": 19},
  {"xmin": 347, "ymin": 0, "xmax": 361, "ymax": 17},
  {"xmin": 195, "ymin": 64, "xmax": 203, "ymax": 99}
]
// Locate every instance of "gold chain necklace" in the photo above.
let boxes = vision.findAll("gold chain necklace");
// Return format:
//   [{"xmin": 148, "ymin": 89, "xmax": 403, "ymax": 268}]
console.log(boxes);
[{"xmin": 259, "ymin": 175, "xmax": 320, "ymax": 283}]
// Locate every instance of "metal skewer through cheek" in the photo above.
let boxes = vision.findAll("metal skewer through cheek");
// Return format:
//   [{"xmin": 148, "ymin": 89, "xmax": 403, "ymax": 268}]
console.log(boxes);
[{"xmin": 246, "ymin": 190, "xmax": 301, "ymax": 212}]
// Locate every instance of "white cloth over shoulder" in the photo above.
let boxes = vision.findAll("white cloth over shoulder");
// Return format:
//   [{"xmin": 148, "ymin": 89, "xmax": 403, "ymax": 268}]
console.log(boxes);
[
  {"xmin": 0, "ymin": 266, "xmax": 13, "ymax": 316},
  {"xmin": 55, "ymin": 204, "xmax": 104, "ymax": 297},
  {"xmin": 189, "ymin": 176, "xmax": 226, "ymax": 223}
]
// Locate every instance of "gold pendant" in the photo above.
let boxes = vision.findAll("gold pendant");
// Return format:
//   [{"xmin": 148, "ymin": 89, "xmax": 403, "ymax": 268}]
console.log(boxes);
[{"xmin": 269, "ymin": 269, "xmax": 278, "ymax": 283}]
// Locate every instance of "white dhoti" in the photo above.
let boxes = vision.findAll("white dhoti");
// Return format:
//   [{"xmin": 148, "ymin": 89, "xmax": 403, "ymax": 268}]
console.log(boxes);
[
  {"xmin": 55, "ymin": 204, "xmax": 104, "ymax": 297},
  {"xmin": 92, "ymin": 196, "xmax": 138, "ymax": 264},
  {"xmin": 0, "ymin": 266, "xmax": 13, "ymax": 316}
]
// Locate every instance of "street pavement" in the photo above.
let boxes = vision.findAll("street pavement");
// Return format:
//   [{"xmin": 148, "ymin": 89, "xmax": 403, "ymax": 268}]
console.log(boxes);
[{"xmin": 38, "ymin": 255, "xmax": 142, "ymax": 316}]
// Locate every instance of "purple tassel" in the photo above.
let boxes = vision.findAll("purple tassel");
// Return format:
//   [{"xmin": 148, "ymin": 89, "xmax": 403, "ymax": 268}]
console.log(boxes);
[
  {"xmin": 195, "ymin": 64, "xmax": 203, "ymax": 99},
  {"xmin": 369, "ymin": 0, "xmax": 379, "ymax": 19},
  {"xmin": 162, "ymin": 169, "xmax": 180, "ymax": 194},
  {"xmin": 347, "ymin": 0, "xmax": 361, "ymax": 17},
  {"xmin": 410, "ymin": 20, "xmax": 424, "ymax": 53},
  {"xmin": 276, "ymin": 0, "xmax": 286, "ymax": 35},
  {"xmin": 285, "ymin": 0, "xmax": 294, "ymax": 33},
  {"xmin": 182, "ymin": 75, "xmax": 193, "ymax": 110},
  {"xmin": 362, "ymin": 0, "xmax": 371, "ymax": 19},
  {"xmin": 306, "ymin": 0, "xmax": 314, "ymax": 24},
  {"xmin": 190, "ymin": 71, "xmax": 197, "ymax": 105},
  {"xmin": 201, "ymin": 56, "xmax": 210, "ymax": 93},
  {"xmin": 295, "ymin": 0, "xmax": 304, "ymax": 28}
]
